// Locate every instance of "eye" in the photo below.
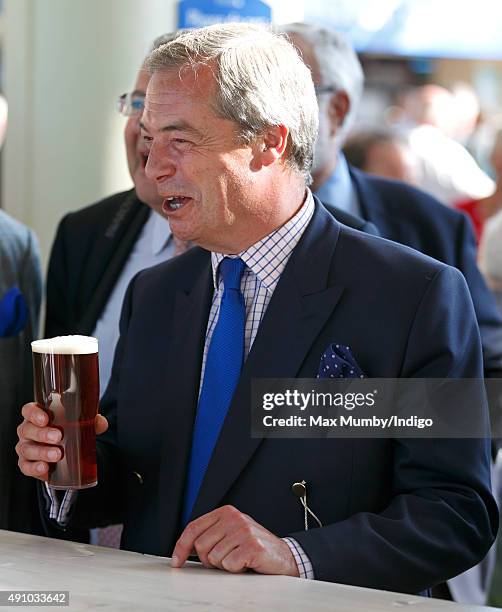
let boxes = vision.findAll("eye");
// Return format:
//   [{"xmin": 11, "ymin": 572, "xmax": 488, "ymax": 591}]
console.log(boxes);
[{"xmin": 131, "ymin": 97, "xmax": 145, "ymax": 112}]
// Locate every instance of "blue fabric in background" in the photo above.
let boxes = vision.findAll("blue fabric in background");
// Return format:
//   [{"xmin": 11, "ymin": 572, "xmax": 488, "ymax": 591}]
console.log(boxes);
[{"xmin": 0, "ymin": 287, "xmax": 28, "ymax": 337}]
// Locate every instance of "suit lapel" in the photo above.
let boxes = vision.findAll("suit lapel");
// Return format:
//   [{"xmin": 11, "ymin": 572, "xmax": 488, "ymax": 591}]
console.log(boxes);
[
  {"xmin": 157, "ymin": 252, "xmax": 213, "ymax": 551},
  {"xmin": 190, "ymin": 201, "xmax": 345, "ymax": 520},
  {"xmin": 77, "ymin": 191, "xmax": 149, "ymax": 334}
]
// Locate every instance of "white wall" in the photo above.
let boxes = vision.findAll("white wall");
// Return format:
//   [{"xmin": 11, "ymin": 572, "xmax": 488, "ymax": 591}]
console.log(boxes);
[{"xmin": 2, "ymin": 0, "xmax": 304, "ymax": 268}]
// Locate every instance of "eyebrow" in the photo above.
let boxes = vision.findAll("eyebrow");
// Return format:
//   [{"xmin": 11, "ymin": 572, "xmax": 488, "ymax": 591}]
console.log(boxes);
[
  {"xmin": 131, "ymin": 89, "xmax": 146, "ymax": 97},
  {"xmin": 139, "ymin": 120, "xmax": 203, "ymax": 138}
]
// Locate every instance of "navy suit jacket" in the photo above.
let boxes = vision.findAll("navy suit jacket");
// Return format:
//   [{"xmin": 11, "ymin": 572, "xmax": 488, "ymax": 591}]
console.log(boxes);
[
  {"xmin": 42, "ymin": 191, "xmax": 376, "ymax": 546},
  {"xmin": 348, "ymin": 167, "xmax": 502, "ymax": 379},
  {"xmin": 62, "ymin": 199, "xmax": 497, "ymax": 594}
]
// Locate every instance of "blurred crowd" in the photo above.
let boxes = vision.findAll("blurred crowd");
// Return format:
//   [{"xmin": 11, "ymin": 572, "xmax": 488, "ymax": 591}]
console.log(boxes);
[{"xmin": 345, "ymin": 82, "xmax": 502, "ymax": 255}]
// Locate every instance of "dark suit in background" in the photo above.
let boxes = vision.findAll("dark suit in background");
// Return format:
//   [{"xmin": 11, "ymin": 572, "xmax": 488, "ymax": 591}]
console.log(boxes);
[
  {"xmin": 45, "ymin": 190, "xmax": 149, "ymax": 338},
  {"xmin": 347, "ymin": 167, "xmax": 502, "ymax": 379},
  {"xmin": 50, "ymin": 202, "xmax": 497, "ymax": 594}
]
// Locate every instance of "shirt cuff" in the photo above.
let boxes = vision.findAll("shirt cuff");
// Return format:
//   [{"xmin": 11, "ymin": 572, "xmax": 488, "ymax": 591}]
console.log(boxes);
[
  {"xmin": 43, "ymin": 482, "xmax": 78, "ymax": 527},
  {"xmin": 283, "ymin": 537, "xmax": 315, "ymax": 579}
]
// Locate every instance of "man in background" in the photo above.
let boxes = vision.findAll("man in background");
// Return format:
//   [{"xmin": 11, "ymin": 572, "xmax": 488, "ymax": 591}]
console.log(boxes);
[
  {"xmin": 279, "ymin": 22, "xmax": 502, "ymax": 603},
  {"xmin": 280, "ymin": 21, "xmax": 502, "ymax": 385},
  {"xmin": 343, "ymin": 128, "xmax": 420, "ymax": 185},
  {"xmin": 0, "ymin": 210, "xmax": 42, "ymax": 535}
]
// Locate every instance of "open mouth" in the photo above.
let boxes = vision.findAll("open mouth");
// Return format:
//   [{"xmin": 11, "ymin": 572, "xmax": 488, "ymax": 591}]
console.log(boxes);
[{"xmin": 162, "ymin": 196, "xmax": 193, "ymax": 213}]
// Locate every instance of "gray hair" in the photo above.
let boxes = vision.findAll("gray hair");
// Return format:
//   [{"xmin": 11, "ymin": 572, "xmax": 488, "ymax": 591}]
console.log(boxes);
[
  {"xmin": 150, "ymin": 31, "xmax": 185, "ymax": 53},
  {"xmin": 145, "ymin": 23, "xmax": 319, "ymax": 182},
  {"xmin": 278, "ymin": 23, "xmax": 364, "ymax": 144}
]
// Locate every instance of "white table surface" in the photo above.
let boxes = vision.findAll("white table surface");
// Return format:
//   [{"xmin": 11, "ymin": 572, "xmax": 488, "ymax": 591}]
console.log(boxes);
[{"xmin": 0, "ymin": 530, "xmax": 498, "ymax": 611}]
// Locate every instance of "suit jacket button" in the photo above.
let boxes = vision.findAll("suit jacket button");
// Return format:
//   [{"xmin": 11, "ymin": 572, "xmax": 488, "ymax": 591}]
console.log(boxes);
[{"xmin": 132, "ymin": 471, "xmax": 144, "ymax": 485}]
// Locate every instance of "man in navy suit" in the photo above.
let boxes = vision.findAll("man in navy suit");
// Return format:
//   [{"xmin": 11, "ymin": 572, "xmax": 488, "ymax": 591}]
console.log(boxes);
[
  {"xmin": 280, "ymin": 23, "xmax": 502, "ymax": 385},
  {"xmin": 16, "ymin": 24, "xmax": 497, "ymax": 595}
]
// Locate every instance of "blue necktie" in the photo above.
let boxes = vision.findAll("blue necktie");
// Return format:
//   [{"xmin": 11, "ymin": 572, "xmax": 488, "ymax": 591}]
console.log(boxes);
[{"xmin": 182, "ymin": 257, "xmax": 246, "ymax": 525}]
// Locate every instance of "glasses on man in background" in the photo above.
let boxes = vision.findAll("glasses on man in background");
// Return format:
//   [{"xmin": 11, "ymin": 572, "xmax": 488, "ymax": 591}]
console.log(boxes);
[{"xmin": 116, "ymin": 91, "xmax": 145, "ymax": 116}]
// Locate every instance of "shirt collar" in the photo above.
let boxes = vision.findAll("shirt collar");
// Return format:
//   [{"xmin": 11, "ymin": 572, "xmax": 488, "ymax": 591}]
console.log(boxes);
[
  {"xmin": 150, "ymin": 210, "xmax": 172, "ymax": 255},
  {"xmin": 210, "ymin": 190, "xmax": 315, "ymax": 292},
  {"xmin": 314, "ymin": 153, "xmax": 360, "ymax": 216}
]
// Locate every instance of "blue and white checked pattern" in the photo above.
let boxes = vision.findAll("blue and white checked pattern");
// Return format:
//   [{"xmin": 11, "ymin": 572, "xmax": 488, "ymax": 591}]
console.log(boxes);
[
  {"xmin": 200, "ymin": 191, "xmax": 315, "ymax": 385},
  {"xmin": 45, "ymin": 190, "xmax": 316, "ymax": 578},
  {"xmin": 283, "ymin": 537, "xmax": 315, "ymax": 579}
]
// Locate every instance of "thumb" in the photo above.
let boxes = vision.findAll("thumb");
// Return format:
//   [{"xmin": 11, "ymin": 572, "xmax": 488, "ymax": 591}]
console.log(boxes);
[{"xmin": 95, "ymin": 414, "xmax": 109, "ymax": 435}]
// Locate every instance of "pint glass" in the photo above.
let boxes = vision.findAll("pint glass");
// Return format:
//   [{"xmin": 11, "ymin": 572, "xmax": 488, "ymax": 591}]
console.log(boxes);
[{"xmin": 31, "ymin": 336, "xmax": 99, "ymax": 489}]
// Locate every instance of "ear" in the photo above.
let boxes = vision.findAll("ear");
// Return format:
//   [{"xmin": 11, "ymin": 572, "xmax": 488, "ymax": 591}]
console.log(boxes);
[
  {"xmin": 256, "ymin": 124, "xmax": 289, "ymax": 168},
  {"xmin": 328, "ymin": 91, "xmax": 350, "ymax": 135}
]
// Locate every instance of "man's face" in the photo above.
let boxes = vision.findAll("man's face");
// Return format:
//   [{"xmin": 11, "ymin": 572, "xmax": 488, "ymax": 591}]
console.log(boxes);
[
  {"xmin": 124, "ymin": 67, "xmax": 163, "ymax": 211},
  {"xmin": 141, "ymin": 66, "xmax": 269, "ymax": 253}
]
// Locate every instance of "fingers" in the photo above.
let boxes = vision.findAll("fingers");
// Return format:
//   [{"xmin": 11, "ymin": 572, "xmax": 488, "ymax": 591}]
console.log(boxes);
[
  {"xmin": 220, "ymin": 545, "xmax": 255, "ymax": 573},
  {"xmin": 192, "ymin": 527, "xmax": 226, "ymax": 569},
  {"xmin": 17, "ymin": 403, "xmax": 109, "ymax": 483},
  {"xmin": 21, "ymin": 402, "xmax": 49, "ymax": 426},
  {"xmin": 170, "ymin": 506, "xmax": 298, "ymax": 576},
  {"xmin": 172, "ymin": 509, "xmax": 221, "ymax": 567},
  {"xmin": 17, "ymin": 420, "xmax": 61, "ymax": 445},
  {"xmin": 204, "ymin": 527, "xmax": 247, "ymax": 570},
  {"xmin": 16, "ymin": 402, "xmax": 62, "ymax": 481},
  {"xmin": 172, "ymin": 506, "xmax": 251, "ymax": 569},
  {"xmin": 17, "ymin": 441, "xmax": 61, "ymax": 462},
  {"xmin": 17, "ymin": 457, "xmax": 50, "ymax": 480}
]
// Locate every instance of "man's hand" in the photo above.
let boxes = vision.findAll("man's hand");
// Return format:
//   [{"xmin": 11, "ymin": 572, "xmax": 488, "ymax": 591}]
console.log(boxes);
[
  {"xmin": 16, "ymin": 402, "xmax": 108, "ymax": 481},
  {"xmin": 171, "ymin": 505, "xmax": 299, "ymax": 576}
]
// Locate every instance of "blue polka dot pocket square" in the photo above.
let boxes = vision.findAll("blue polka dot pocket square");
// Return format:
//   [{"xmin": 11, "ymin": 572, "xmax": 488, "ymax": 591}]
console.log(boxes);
[
  {"xmin": 0, "ymin": 287, "xmax": 28, "ymax": 338},
  {"xmin": 317, "ymin": 343, "xmax": 366, "ymax": 379}
]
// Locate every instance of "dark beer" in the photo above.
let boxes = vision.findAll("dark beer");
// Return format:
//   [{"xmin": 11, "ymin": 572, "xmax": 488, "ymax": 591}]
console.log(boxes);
[{"xmin": 32, "ymin": 336, "xmax": 99, "ymax": 489}]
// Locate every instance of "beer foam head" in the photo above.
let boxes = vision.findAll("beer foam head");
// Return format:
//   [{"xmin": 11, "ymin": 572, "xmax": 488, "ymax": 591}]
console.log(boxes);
[{"xmin": 31, "ymin": 335, "xmax": 98, "ymax": 355}]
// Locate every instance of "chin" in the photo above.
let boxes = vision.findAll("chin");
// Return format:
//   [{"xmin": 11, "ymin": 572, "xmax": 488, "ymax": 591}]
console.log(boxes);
[{"xmin": 169, "ymin": 222, "xmax": 198, "ymax": 243}]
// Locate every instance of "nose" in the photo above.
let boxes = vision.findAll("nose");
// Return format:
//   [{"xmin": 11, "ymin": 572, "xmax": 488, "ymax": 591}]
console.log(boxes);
[{"xmin": 145, "ymin": 140, "xmax": 176, "ymax": 184}]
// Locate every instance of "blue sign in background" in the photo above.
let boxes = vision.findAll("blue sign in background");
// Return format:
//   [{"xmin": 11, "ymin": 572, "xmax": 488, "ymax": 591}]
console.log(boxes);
[{"xmin": 178, "ymin": 0, "xmax": 271, "ymax": 29}]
